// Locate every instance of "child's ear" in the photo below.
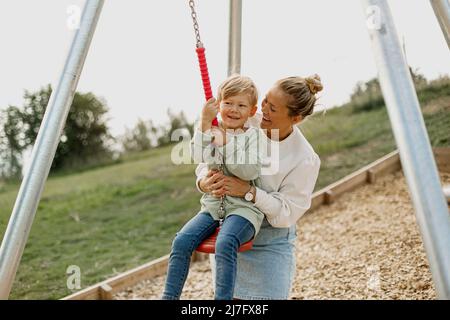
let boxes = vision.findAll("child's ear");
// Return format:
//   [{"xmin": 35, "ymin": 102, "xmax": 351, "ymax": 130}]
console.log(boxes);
[{"xmin": 250, "ymin": 105, "xmax": 257, "ymax": 116}]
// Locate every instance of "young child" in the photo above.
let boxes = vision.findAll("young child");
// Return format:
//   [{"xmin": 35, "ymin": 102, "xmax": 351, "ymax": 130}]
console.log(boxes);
[{"xmin": 162, "ymin": 75, "xmax": 265, "ymax": 300}]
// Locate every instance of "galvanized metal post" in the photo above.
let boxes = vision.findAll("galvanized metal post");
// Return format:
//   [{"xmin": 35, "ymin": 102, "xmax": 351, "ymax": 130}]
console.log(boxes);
[
  {"xmin": 0, "ymin": 0, "xmax": 105, "ymax": 299},
  {"xmin": 430, "ymin": 0, "xmax": 450, "ymax": 50},
  {"xmin": 361, "ymin": 0, "xmax": 450, "ymax": 299},
  {"xmin": 228, "ymin": 0, "xmax": 242, "ymax": 75}
]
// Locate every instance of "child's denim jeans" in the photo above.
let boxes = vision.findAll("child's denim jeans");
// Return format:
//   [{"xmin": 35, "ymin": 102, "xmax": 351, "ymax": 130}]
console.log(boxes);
[{"xmin": 162, "ymin": 211, "xmax": 255, "ymax": 300}]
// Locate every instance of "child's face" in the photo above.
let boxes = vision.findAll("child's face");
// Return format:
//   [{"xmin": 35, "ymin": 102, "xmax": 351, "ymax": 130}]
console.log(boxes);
[{"xmin": 219, "ymin": 93, "xmax": 257, "ymax": 130}]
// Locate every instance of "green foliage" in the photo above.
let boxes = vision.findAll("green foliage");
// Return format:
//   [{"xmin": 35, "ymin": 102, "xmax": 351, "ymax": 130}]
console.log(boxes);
[
  {"xmin": 121, "ymin": 119, "xmax": 156, "ymax": 153},
  {"xmin": 121, "ymin": 110, "xmax": 194, "ymax": 154},
  {"xmin": 0, "ymin": 85, "xmax": 113, "ymax": 176},
  {"xmin": 349, "ymin": 78, "xmax": 384, "ymax": 113},
  {"xmin": 56, "ymin": 90, "xmax": 113, "ymax": 169},
  {"xmin": 0, "ymin": 106, "xmax": 25, "ymax": 179},
  {"xmin": 156, "ymin": 109, "xmax": 194, "ymax": 147},
  {"xmin": 348, "ymin": 68, "xmax": 438, "ymax": 114}
]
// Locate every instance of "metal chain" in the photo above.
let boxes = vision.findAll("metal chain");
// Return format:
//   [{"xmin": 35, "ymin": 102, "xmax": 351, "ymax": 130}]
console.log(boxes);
[
  {"xmin": 217, "ymin": 163, "xmax": 225, "ymax": 219},
  {"xmin": 211, "ymin": 144, "xmax": 226, "ymax": 219},
  {"xmin": 190, "ymin": 1, "xmax": 222, "ymax": 216},
  {"xmin": 188, "ymin": 0, "xmax": 203, "ymax": 48}
]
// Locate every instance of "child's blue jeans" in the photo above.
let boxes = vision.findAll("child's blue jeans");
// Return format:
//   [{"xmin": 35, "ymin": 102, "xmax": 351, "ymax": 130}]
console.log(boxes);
[{"xmin": 162, "ymin": 211, "xmax": 255, "ymax": 300}]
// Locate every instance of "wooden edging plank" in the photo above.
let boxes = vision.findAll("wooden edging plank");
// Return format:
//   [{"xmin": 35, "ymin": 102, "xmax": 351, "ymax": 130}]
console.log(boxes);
[
  {"xmin": 434, "ymin": 147, "xmax": 450, "ymax": 173},
  {"xmin": 62, "ymin": 255, "xmax": 169, "ymax": 300},
  {"xmin": 63, "ymin": 147, "xmax": 450, "ymax": 300},
  {"xmin": 310, "ymin": 150, "xmax": 400, "ymax": 210}
]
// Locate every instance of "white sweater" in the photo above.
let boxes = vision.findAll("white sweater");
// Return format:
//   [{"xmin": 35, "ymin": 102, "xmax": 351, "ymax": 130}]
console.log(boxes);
[{"xmin": 195, "ymin": 115, "xmax": 320, "ymax": 228}]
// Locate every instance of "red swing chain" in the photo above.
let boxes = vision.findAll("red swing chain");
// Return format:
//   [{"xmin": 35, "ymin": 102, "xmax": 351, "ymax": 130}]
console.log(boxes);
[
  {"xmin": 188, "ymin": 0, "xmax": 253, "ymax": 254},
  {"xmin": 188, "ymin": 0, "xmax": 218, "ymax": 126}
]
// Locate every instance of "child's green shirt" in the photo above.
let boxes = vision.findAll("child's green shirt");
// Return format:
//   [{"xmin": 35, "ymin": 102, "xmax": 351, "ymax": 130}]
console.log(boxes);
[{"xmin": 190, "ymin": 126, "xmax": 265, "ymax": 235}]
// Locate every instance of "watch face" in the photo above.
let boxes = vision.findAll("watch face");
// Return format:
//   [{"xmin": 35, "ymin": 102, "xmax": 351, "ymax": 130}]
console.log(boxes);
[{"xmin": 245, "ymin": 192, "xmax": 253, "ymax": 201}]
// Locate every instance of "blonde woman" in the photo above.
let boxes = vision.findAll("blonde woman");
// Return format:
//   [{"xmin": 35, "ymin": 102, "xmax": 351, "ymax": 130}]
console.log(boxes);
[{"xmin": 197, "ymin": 75, "xmax": 323, "ymax": 299}]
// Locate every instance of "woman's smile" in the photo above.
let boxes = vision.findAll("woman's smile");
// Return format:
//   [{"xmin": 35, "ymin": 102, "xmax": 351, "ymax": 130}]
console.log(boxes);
[{"xmin": 262, "ymin": 113, "xmax": 271, "ymax": 123}]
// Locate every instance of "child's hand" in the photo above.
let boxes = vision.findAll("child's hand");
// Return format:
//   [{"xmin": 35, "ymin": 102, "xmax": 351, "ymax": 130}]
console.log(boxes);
[{"xmin": 201, "ymin": 98, "xmax": 219, "ymax": 125}]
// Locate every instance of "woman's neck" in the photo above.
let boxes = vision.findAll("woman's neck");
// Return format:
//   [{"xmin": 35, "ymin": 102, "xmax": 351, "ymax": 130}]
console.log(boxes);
[{"xmin": 267, "ymin": 126, "xmax": 293, "ymax": 141}]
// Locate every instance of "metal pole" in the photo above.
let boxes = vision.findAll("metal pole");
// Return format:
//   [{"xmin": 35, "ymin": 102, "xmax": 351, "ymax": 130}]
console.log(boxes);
[
  {"xmin": 430, "ymin": 0, "xmax": 450, "ymax": 50},
  {"xmin": 228, "ymin": 0, "xmax": 242, "ymax": 75},
  {"xmin": 361, "ymin": 0, "xmax": 450, "ymax": 299},
  {"xmin": 0, "ymin": 0, "xmax": 104, "ymax": 299}
]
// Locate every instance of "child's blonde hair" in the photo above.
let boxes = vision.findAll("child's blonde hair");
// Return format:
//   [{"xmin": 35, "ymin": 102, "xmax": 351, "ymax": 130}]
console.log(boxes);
[
  {"xmin": 217, "ymin": 74, "xmax": 258, "ymax": 106},
  {"xmin": 276, "ymin": 74, "xmax": 323, "ymax": 118}
]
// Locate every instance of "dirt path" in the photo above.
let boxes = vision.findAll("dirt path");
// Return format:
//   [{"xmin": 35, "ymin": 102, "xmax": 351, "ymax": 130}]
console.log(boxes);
[{"xmin": 115, "ymin": 171, "xmax": 449, "ymax": 300}]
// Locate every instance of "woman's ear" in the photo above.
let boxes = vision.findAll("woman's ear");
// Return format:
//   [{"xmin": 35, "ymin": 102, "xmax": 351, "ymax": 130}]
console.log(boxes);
[
  {"xmin": 250, "ymin": 105, "xmax": 258, "ymax": 116},
  {"xmin": 291, "ymin": 114, "xmax": 303, "ymax": 125}
]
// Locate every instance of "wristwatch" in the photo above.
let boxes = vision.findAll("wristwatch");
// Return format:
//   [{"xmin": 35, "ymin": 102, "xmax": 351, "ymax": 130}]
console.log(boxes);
[{"xmin": 245, "ymin": 186, "xmax": 256, "ymax": 202}]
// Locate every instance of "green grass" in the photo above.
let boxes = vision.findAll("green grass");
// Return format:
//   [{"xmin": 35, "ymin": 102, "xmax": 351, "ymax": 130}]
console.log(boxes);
[
  {"xmin": 0, "ymin": 90, "xmax": 449, "ymax": 299},
  {"xmin": 0, "ymin": 145, "xmax": 200, "ymax": 299}
]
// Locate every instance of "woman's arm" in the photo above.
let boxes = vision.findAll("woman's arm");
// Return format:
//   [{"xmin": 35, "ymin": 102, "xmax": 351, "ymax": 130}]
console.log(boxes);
[
  {"xmin": 255, "ymin": 156, "xmax": 320, "ymax": 228},
  {"xmin": 216, "ymin": 155, "xmax": 320, "ymax": 228},
  {"xmin": 195, "ymin": 163, "xmax": 208, "ymax": 193}
]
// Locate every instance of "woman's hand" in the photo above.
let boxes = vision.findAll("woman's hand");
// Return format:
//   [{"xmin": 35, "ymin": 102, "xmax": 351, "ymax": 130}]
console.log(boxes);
[
  {"xmin": 203, "ymin": 171, "xmax": 251, "ymax": 198},
  {"xmin": 199, "ymin": 169, "xmax": 225, "ymax": 194}
]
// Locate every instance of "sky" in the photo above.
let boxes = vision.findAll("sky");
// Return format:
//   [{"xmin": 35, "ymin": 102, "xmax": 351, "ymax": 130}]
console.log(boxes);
[{"xmin": 0, "ymin": 0, "xmax": 449, "ymax": 136}]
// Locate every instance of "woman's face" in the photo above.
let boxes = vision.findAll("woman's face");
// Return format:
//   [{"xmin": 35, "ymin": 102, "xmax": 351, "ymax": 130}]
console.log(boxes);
[{"xmin": 261, "ymin": 86, "xmax": 301, "ymax": 139}]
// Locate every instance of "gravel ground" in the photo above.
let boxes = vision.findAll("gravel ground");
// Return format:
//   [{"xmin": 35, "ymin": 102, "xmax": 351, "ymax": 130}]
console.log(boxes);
[{"xmin": 115, "ymin": 171, "xmax": 449, "ymax": 300}]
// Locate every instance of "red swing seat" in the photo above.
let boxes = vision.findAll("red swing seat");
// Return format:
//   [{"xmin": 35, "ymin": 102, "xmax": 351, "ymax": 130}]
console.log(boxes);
[{"xmin": 195, "ymin": 226, "xmax": 254, "ymax": 254}]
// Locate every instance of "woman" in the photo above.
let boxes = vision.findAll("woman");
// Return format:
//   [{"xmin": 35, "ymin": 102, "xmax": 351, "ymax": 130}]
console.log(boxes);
[{"xmin": 195, "ymin": 75, "xmax": 323, "ymax": 299}]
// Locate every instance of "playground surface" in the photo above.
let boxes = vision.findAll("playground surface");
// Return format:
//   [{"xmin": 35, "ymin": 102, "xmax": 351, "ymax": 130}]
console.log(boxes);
[{"xmin": 114, "ymin": 170, "xmax": 449, "ymax": 300}]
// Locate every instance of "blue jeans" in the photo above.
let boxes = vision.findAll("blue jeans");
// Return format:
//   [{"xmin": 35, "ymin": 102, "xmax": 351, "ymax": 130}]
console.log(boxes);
[{"xmin": 162, "ymin": 211, "xmax": 255, "ymax": 300}]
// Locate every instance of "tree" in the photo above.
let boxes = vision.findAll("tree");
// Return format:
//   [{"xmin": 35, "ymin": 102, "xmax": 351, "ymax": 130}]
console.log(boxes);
[
  {"xmin": 350, "ymin": 77, "xmax": 384, "ymax": 112},
  {"xmin": 409, "ymin": 67, "xmax": 427, "ymax": 89},
  {"xmin": 55, "ymin": 90, "xmax": 113, "ymax": 169},
  {"xmin": 157, "ymin": 109, "xmax": 194, "ymax": 147},
  {"xmin": 0, "ymin": 106, "xmax": 25, "ymax": 179},
  {"xmin": 1, "ymin": 85, "xmax": 113, "ymax": 173},
  {"xmin": 121, "ymin": 119, "xmax": 156, "ymax": 152}
]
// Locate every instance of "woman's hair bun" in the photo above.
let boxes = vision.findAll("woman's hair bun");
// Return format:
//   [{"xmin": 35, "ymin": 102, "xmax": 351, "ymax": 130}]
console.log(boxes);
[{"xmin": 305, "ymin": 74, "xmax": 323, "ymax": 94}]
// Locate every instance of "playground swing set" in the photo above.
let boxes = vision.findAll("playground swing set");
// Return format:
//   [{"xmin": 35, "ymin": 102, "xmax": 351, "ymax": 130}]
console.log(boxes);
[{"xmin": 0, "ymin": 0, "xmax": 449, "ymax": 300}]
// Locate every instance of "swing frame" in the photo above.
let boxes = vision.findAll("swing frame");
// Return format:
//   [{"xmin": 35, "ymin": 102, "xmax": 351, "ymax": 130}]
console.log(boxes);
[{"xmin": 0, "ymin": 0, "xmax": 449, "ymax": 299}]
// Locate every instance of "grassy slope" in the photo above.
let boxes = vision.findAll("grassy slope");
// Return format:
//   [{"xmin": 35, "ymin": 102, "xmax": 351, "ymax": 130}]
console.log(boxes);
[{"xmin": 0, "ymin": 92, "xmax": 449, "ymax": 299}]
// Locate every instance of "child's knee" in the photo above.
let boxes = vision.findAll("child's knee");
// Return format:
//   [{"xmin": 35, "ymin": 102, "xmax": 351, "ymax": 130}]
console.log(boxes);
[
  {"xmin": 172, "ymin": 233, "xmax": 195, "ymax": 253},
  {"xmin": 215, "ymin": 234, "xmax": 239, "ymax": 253}
]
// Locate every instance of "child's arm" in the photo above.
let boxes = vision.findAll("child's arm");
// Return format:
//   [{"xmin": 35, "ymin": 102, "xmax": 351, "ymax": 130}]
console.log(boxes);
[
  {"xmin": 222, "ymin": 128, "xmax": 261, "ymax": 181},
  {"xmin": 190, "ymin": 129, "xmax": 222, "ymax": 164},
  {"xmin": 190, "ymin": 98, "xmax": 224, "ymax": 164}
]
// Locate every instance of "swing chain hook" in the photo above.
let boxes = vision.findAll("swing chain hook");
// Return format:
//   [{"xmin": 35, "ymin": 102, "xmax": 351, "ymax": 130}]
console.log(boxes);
[{"xmin": 188, "ymin": 0, "xmax": 203, "ymax": 48}]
